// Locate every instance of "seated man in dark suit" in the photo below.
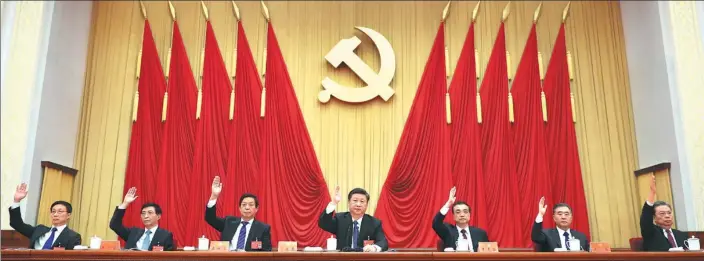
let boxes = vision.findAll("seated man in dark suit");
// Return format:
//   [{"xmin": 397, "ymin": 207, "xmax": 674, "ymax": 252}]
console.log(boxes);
[
  {"xmin": 641, "ymin": 174, "xmax": 687, "ymax": 251},
  {"xmin": 532, "ymin": 197, "xmax": 590, "ymax": 252},
  {"xmin": 109, "ymin": 187, "xmax": 175, "ymax": 251},
  {"xmin": 205, "ymin": 176, "xmax": 272, "ymax": 251},
  {"xmin": 9, "ymin": 183, "xmax": 82, "ymax": 249},
  {"xmin": 432, "ymin": 187, "xmax": 489, "ymax": 251},
  {"xmin": 318, "ymin": 186, "xmax": 388, "ymax": 252}
]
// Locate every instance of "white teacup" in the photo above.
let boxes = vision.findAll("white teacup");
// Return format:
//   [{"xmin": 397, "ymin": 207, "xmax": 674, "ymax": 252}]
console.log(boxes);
[
  {"xmin": 326, "ymin": 237, "xmax": 337, "ymax": 251},
  {"xmin": 568, "ymin": 238, "xmax": 581, "ymax": 251},
  {"xmin": 198, "ymin": 236, "xmax": 210, "ymax": 251},
  {"xmin": 685, "ymin": 236, "xmax": 700, "ymax": 251},
  {"xmin": 456, "ymin": 239, "xmax": 470, "ymax": 251}
]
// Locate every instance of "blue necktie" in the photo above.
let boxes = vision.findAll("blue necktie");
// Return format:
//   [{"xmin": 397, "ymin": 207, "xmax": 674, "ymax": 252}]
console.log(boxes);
[
  {"xmin": 236, "ymin": 221, "xmax": 249, "ymax": 250},
  {"xmin": 563, "ymin": 231, "xmax": 570, "ymax": 249},
  {"xmin": 141, "ymin": 230, "xmax": 152, "ymax": 250},
  {"xmin": 352, "ymin": 221, "xmax": 359, "ymax": 248},
  {"xmin": 41, "ymin": 228, "xmax": 58, "ymax": 249}
]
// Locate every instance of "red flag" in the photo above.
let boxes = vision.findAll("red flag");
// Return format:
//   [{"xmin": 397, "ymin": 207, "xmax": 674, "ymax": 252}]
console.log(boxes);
[
  {"xmin": 448, "ymin": 22, "xmax": 488, "ymax": 229},
  {"xmin": 122, "ymin": 19, "xmax": 166, "ymax": 230},
  {"xmin": 374, "ymin": 22, "xmax": 453, "ymax": 248},
  {"xmin": 154, "ymin": 21, "xmax": 198, "ymax": 247},
  {"xmin": 511, "ymin": 24, "xmax": 554, "ymax": 247},
  {"xmin": 543, "ymin": 23, "xmax": 591, "ymax": 239},
  {"xmin": 479, "ymin": 23, "xmax": 522, "ymax": 247},
  {"xmin": 187, "ymin": 21, "xmax": 233, "ymax": 243},
  {"xmin": 223, "ymin": 21, "xmax": 263, "ymax": 216},
  {"xmin": 257, "ymin": 22, "xmax": 331, "ymax": 247}
]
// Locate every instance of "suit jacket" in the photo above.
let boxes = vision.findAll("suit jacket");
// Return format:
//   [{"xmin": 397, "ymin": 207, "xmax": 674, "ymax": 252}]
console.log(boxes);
[
  {"xmin": 8, "ymin": 206, "xmax": 82, "ymax": 250},
  {"xmin": 640, "ymin": 202, "xmax": 688, "ymax": 251},
  {"xmin": 204, "ymin": 204, "xmax": 272, "ymax": 251},
  {"xmin": 318, "ymin": 210, "xmax": 389, "ymax": 251},
  {"xmin": 531, "ymin": 221, "xmax": 590, "ymax": 252},
  {"xmin": 109, "ymin": 207, "xmax": 175, "ymax": 251},
  {"xmin": 432, "ymin": 211, "xmax": 489, "ymax": 251}
]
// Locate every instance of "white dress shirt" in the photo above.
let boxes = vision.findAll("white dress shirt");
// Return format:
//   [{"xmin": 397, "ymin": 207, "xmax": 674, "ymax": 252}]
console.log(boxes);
[
  {"xmin": 11, "ymin": 203, "xmax": 66, "ymax": 249},
  {"xmin": 645, "ymin": 200, "xmax": 678, "ymax": 247},
  {"xmin": 208, "ymin": 199, "xmax": 254, "ymax": 250},
  {"xmin": 325, "ymin": 203, "xmax": 382, "ymax": 252},
  {"xmin": 440, "ymin": 206, "xmax": 474, "ymax": 252},
  {"xmin": 135, "ymin": 226, "xmax": 159, "ymax": 250}
]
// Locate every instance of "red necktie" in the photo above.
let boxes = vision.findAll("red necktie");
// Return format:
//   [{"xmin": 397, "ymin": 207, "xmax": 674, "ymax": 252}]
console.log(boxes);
[{"xmin": 666, "ymin": 229, "xmax": 677, "ymax": 248}]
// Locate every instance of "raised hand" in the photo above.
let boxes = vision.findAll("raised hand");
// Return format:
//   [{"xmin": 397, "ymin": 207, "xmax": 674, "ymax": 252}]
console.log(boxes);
[
  {"xmin": 445, "ymin": 186, "xmax": 457, "ymax": 207},
  {"xmin": 123, "ymin": 187, "xmax": 138, "ymax": 204},
  {"xmin": 14, "ymin": 183, "xmax": 28, "ymax": 203},
  {"xmin": 211, "ymin": 176, "xmax": 223, "ymax": 200},
  {"xmin": 332, "ymin": 186, "xmax": 341, "ymax": 205},
  {"xmin": 538, "ymin": 196, "xmax": 548, "ymax": 217},
  {"xmin": 647, "ymin": 174, "xmax": 656, "ymax": 203}
]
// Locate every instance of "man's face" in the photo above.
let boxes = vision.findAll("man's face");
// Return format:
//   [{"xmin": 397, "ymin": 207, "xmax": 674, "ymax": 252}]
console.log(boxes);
[
  {"xmin": 50, "ymin": 204, "xmax": 70, "ymax": 226},
  {"xmin": 552, "ymin": 206, "xmax": 573, "ymax": 229},
  {"xmin": 654, "ymin": 205, "xmax": 673, "ymax": 228},
  {"xmin": 239, "ymin": 197, "xmax": 258, "ymax": 220},
  {"xmin": 452, "ymin": 204, "xmax": 470, "ymax": 226},
  {"xmin": 141, "ymin": 206, "xmax": 160, "ymax": 228},
  {"xmin": 348, "ymin": 194, "xmax": 368, "ymax": 216}
]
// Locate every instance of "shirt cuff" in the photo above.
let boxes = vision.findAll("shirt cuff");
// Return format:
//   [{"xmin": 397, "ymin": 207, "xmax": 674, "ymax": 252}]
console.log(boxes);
[
  {"xmin": 117, "ymin": 205, "xmax": 127, "ymax": 210},
  {"xmin": 440, "ymin": 207, "xmax": 449, "ymax": 216},
  {"xmin": 325, "ymin": 203, "xmax": 336, "ymax": 214},
  {"xmin": 646, "ymin": 200, "xmax": 654, "ymax": 206},
  {"xmin": 10, "ymin": 202, "xmax": 20, "ymax": 209},
  {"xmin": 207, "ymin": 199, "xmax": 217, "ymax": 208},
  {"xmin": 374, "ymin": 244, "xmax": 381, "ymax": 252},
  {"xmin": 535, "ymin": 214, "xmax": 543, "ymax": 223}
]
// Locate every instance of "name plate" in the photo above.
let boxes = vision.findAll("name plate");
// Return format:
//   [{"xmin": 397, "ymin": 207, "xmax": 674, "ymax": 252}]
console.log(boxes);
[
  {"xmin": 209, "ymin": 241, "xmax": 230, "ymax": 252},
  {"xmin": 478, "ymin": 242, "xmax": 499, "ymax": 253},
  {"xmin": 278, "ymin": 241, "xmax": 298, "ymax": 252},
  {"xmin": 590, "ymin": 242, "xmax": 611, "ymax": 252},
  {"xmin": 100, "ymin": 240, "xmax": 121, "ymax": 251}
]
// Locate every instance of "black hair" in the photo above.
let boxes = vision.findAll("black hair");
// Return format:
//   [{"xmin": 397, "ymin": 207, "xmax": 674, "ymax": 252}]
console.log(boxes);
[
  {"xmin": 653, "ymin": 201, "xmax": 672, "ymax": 212},
  {"xmin": 141, "ymin": 202, "xmax": 162, "ymax": 215},
  {"xmin": 239, "ymin": 193, "xmax": 259, "ymax": 208},
  {"xmin": 51, "ymin": 201, "xmax": 72, "ymax": 213},
  {"xmin": 553, "ymin": 203, "xmax": 573, "ymax": 213},
  {"xmin": 452, "ymin": 201, "xmax": 471, "ymax": 213},
  {"xmin": 347, "ymin": 188, "xmax": 370, "ymax": 201}
]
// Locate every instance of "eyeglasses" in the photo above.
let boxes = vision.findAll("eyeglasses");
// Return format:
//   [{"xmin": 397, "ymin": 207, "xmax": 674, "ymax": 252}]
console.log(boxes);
[{"xmin": 51, "ymin": 210, "xmax": 67, "ymax": 215}]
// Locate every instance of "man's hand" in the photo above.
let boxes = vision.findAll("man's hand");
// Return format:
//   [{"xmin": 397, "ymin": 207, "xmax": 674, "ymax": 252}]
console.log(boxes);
[
  {"xmin": 647, "ymin": 174, "xmax": 656, "ymax": 203},
  {"xmin": 363, "ymin": 244, "xmax": 378, "ymax": 252},
  {"xmin": 120, "ymin": 187, "xmax": 138, "ymax": 208},
  {"xmin": 13, "ymin": 183, "xmax": 28, "ymax": 203},
  {"xmin": 331, "ymin": 185, "xmax": 341, "ymax": 205},
  {"xmin": 537, "ymin": 196, "xmax": 548, "ymax": 217},
  {"xmin": 444, "ymin": 186, "xmax": 456, "ymax": 208},
  {"xmin": 211, "ymin": 176, "xmax": 223, "ymax": 200}
]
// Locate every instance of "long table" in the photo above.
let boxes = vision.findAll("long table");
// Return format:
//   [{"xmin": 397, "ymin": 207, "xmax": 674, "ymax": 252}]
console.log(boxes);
[{"xmin": 2, "ymin": 250, "xmax": 703, "ymax": 261}]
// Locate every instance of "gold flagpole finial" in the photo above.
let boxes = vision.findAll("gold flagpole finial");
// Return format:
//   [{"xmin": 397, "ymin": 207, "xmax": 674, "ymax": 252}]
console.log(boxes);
[
  {"xmin": 261, "ymin": 1, "xmax": 270, "ymax": 21},
  {"xmin": 502, "ymin": 2, "xmax": 511, "ymax": 22},
  {"xmin": 442, "ymin": 1, "xmax": 451, "ymax": 22},
  {"xmin": 139, "ymin": 1, "xmax": 147, "ymax": 19},
  {"xmin": 533, "ymin": 2, "xmax": 543, "ymax": 24},
  {"xmin": 562, "ymin": 2, "xmax": 571, "ymax": 23},
  {"xmin": 200, "ymin": 1, "xmax": 209, "ymax": 21},
  {"xmin": 168, "ymin": 1, "xmax": 176, "ymax": 21},
  {"xmin": 472, "ymin": 1, "xmax": 480, "ymax": 22},
  {"xmin": 232, "ymin": 1, "xmax": 241, "ymax": 21}
]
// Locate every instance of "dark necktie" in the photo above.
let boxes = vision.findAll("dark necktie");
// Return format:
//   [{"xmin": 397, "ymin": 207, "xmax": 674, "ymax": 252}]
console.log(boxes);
[
  {"xmin": 460, "ymin": 229, "xmax": 468, "ymax": 240},
  {"xmin": 236, "ymin": 221, "xmax": 249, "ymax": 250},
  {"xmin": 41, "ymin": 228, "xmax": 58, "ymax": 250},
  {"xmin": 352, "ymin": 221, "xmax": 359, "ymax": 248},
  {"xmin": 666, "ymin": 229, "xmax": 677, "ymax": 248},
  {"xmin": 563, "ymin": 231, "xmax": 571, "ymax": 249}
]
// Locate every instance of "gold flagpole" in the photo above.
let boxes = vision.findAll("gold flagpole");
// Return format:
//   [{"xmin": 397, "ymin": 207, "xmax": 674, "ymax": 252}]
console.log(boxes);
[
  {"xmin": 133, "ymin": 1, "xmax": 148, "ymax": 122},
  {"xmin": 229, "ymin": 1, "xmax": 240, "ymax": 121},
  {"xmin": 162, "ymin": 1, "xmax": 176, "ymax": 122},
  {"xmin": 533, "ymin": 2, "xmax": 547, "ymax": 123},
  {"xmin": 260, "ymin": 0, "xmax": 270, "ymax": 118},
  {"xmin": 562, "ymin": 2, "xmax": 576, "ymax": 123},
  {"xmin": 502, "ymin": 2, "xmax": 514, "ymax": 124},
  {"xmin": 442, "ymin": 0, "xmax": 451, "ymax": 125},
  {"xmin": 473, "ymin": 2, "xmax": 482, "ymax": 124},
  {"xmin": 196, "ymin": 1, "xmax": 209, "ymax": 120}
]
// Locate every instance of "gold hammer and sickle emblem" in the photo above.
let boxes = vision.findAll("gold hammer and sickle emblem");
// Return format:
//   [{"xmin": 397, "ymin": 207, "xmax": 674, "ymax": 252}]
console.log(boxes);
[{"xmin": 319, "ymin": 27, "xmax": 396, "ymax": 103}]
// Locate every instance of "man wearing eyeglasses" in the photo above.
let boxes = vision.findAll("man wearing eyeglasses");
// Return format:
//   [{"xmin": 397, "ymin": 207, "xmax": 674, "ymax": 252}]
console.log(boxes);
[
  {"xmin": 641, "ymin": 175, "xmax": 687, "ymax": 251},
  {"xmin": 109, "ymin": 187, "xmax": 175, "ymax": 251},
  {"xmin": 9, "ymin": 183, "xmax": 82, "ymax": 250}
]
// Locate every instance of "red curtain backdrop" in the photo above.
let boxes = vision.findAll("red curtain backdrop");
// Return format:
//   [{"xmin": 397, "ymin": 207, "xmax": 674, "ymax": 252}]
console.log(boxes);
[
  {"xmin": 511, "ymin": 24, "xmax": 554, "ymax": 247},
  {"xmin": 122, "ymin": 19, "xmax": 166, "ymax": 230},
  {"xmin": 257, "ymin": 22, "xmax": 331, "ymax": 247},
  {"xmin": 222, "ymin": 21, "xmax": 263, "ymax": 217},
  {"xmin": 543, "ymin": 23, "xmax": 591, "ymax": 239},
  {"xmin": 186, "ymin": 21, "xmax": 233, "ymax": 244},
  {"xmin": 154, "ymin": 21, "xmax": 198, "ymax": 247},
  {"xmin": 478, "ymin": 23, "xmax": 522, "ymax": 247},
  {"xmin": 374, "ymin": 22, "xmax": 453, "ymax": 248},
  {"xmin": 447, "ymin": 22, "xmax": 488, "ymax": 229}
]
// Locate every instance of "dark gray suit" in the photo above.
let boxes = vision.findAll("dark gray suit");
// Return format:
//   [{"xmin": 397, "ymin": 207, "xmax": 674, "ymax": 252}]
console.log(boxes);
[{"xmin": 532, "ymin": 221, "xmax": 590, "ymax": 252}]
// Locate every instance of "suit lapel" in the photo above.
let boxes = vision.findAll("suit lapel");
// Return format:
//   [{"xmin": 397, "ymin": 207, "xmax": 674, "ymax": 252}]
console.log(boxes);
[
  {"xmin": 152, "ymin": 228, "xmax": 166, "ymax": 247},
  {"xmin": 449, "ymin": 225, "xmax": 459, "ymax": 247},
  {"xmin": 130, "ymin": 229, "xmax": 145, "ymax": 248},
  {"xmin": 223, "ymin": 218, "xmax": 240, "ymax": 241},
  {"xmin": 358, "ymin": 215, "xmax": 371, "ymax": 247},
  {"xmin": 51, "ymin": 229, "xmax": 68, "ymax": 247},
  {"xmin": 245, "ymin": 221, "xmax": 261, "ymax": 250},
  {"xmin": 31, "ymin": 226, "xmax": 50, "ymax": 248},
  {"xmin": 550, "ymin": 229, "xmax": 562, "ymax": 248}
]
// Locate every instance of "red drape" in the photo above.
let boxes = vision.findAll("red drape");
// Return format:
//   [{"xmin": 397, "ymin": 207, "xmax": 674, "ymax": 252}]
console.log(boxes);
[
  {"xmin": 187, "ymin": 21, "xmax": 233, "ymax": 244},
  {"xmin": 479, "ymin": 23, "xmax": 522, "ymax": 247},
  {"xmin": 511, "ymin": 24, "xmax": 554, "ymax": 247},
  {"xmin": 122, "ymin": 19, "xmax": 166, "ymax": 230},
  {"xmin": 447, "ymin": 22, "xmax": 488, "ymax": 229},
  {"xmin": 257, "ymin": 22, "xmax": 331, "ymax": 247},
  {"xmin": 222, "ymin": 21, "xmax": 263, "ymax": 216},
  {"xmin": 374, "ymin": 22, "xmax": 453, "ymax": 248},
  {"xmin": 543, "ymin": 23, "xmax": 591, "ymax": 239},
  {"xmin": 154, "ymin": 21, "xmax": 197, "ymax": 247}
]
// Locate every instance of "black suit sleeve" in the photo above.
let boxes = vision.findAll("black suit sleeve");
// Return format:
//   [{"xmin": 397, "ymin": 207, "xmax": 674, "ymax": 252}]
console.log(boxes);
[
  {"xmin": 68, "ymin": 232, "xmax": 82, "ymax": 250},
  {"xmin": 204, "ymin": 204, "xmax": 226, "ymax": 232},
  {"xmin": 8, "ymin": 206, "xmax": 36, "ymax": 239},
  {"xmin": 318, "ymin": 209, "xmax": 338, "ymax": 234},
  {"xmin": 163, "ymin": 232, "xmax": 176, "ymax": 251},
  {"xmin": 531, "ymin": 221, "xmax": 548, "ymax": 246},
  {"xmin": 579, "ymin": 232, "xmax": 590, "ymax": 252},
  {"xmin": 432, "ymin": 211, "xmax": 451, "ymax": 242},
  {"xmin": 109, "ymin": 207, "xmax": 132, "ymax": 241},
  {"xmin": 479, "ymin": 229, "xmax": 489, "ymax": 242},
  {"xmin": 640, "ymin": 202, "xmax": 655, "ymax": 239},
  {"xmin": 374, "ymin": 220, "xmax": 388, "ymax": 251},
  {"xmin": 261, "ymin": 224, "xmax": 273, "ymax": 251}
]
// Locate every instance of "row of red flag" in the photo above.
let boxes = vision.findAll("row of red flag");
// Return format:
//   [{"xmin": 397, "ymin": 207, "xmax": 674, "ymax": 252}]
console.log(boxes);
[{"xmin": 123, "ymin": 14, "xmax": 588, "ymax": 249}]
